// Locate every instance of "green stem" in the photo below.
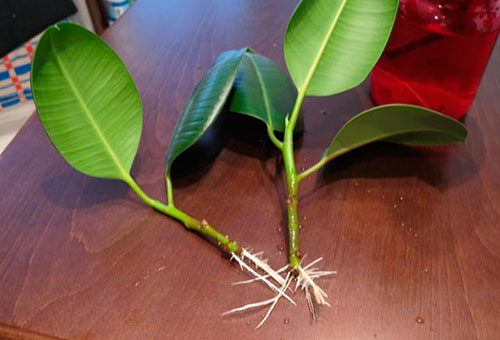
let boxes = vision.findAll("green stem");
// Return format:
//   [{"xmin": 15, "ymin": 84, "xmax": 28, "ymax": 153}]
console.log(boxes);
[
  {"xmin": 123, "ymin": 173, "xmax": 158, "ymax": 208},
  {"xmin": 123, "ymin": 174, "xmax": 240, "ymax": 253},
  {"xmin": 267, "ymin": 125, "xmax": 283, "ymax": 150},
  {"xmin": 297, "ymin": 157, "xmax": 328, "ymax": 182},
  {"xmin": 281, "ymin": 89, "xmax": 307, "ymax": 270},
  {"xmin": 287, "ymin": 89, "xmax": 306, "ymax": 135},
  {"xmin": 298, "ymin": 141, "xmax": 365, "ymax": 181},
  {"xmin": 166, "ymin": 171, "xmax": 175, "ymax": 206}
]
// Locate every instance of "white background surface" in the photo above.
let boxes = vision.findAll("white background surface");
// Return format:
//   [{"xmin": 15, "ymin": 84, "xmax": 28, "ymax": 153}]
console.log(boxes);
[{"xmin": 0, "ymin": 102, "xmax": 34, "ymax": 154}]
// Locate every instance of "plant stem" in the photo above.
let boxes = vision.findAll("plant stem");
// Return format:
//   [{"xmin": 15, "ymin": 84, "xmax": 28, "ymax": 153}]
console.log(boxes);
[
  {"xmin": 281, "ymin": 89, "xmax": 307, "ymax": 270},
  {"xmin": 123, "ymin": 174, "xmax": 240, "ymax": 253},
  {"xmin": 297, "ymin": 158, "xmax": 328, "ymax": 182},
  {"xmin": 166, "ymin": 170, "xmax": 175, "ymax": 206},
  {"xmin": 267, "ymin": 125, "xmax": 283, "ymax": 150}
]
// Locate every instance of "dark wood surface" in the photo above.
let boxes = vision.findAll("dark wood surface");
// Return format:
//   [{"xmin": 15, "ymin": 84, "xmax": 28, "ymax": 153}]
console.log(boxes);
[
  {"xmin": 84, "ymin": 0, "xmax": 109, "ymax": 35},
  {"xmin": 1, "ymin": 0, "xmax": 499, "ymax": 339}
]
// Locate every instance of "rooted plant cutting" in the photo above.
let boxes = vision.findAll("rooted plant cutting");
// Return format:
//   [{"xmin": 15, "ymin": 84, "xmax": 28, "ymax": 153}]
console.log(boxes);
[{"xmin": 31, "ymin": 0, "xmax": 467, "ymax": 326}]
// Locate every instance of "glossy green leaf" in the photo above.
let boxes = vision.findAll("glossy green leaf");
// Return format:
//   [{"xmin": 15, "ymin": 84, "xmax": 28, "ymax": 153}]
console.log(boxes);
[
  {"xmin": 229, "ymin": 52, "xmax": 299, "ymax": 132},
  {"xmin": 32, "ymin": 23, "xmax": 142, "ymax": 180},
  {"xmin": 323, "ymin": 104, "xmax": 467, "ymax": 161},
  {"xmin": 284, "ymin": 0, "xmax": 399, "ymax": 96},
  {"xmin": 166, "ymin": 48, "xmax": 247, "ymax": 172}
]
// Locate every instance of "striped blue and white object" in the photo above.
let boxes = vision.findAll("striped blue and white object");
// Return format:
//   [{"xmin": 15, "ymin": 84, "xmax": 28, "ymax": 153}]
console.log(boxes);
[
  {"xmin": 0, "ymin": 18, "xmax": 74, "ymax": 112},
  {"xmin": 0, "ymin": 35, "xmax": 39, "ymax": 112},
  {"xmin": 104, "ymin": 0, "xmax": 132, "ymax": 25}
]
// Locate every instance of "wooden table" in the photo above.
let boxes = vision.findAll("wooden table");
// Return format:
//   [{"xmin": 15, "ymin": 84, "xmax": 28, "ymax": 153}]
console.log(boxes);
[{"xmin": 1, "ymin": 1, "xmax": 499, "ymax": 339}]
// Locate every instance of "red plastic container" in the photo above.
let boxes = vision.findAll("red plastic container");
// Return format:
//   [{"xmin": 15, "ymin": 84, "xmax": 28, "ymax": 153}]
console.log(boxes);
[{"xmin": 371, "ymin": 0, "xmax": 500, "ymax": 120}]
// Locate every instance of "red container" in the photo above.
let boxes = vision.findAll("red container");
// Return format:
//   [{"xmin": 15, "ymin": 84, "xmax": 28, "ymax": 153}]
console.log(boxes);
[{"xmin": 371, "ymin": 0, "xmax": 500, "ymax": 120}]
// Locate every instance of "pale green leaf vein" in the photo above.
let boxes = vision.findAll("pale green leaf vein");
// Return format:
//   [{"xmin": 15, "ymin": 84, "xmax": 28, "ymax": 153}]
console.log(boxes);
[{"xmin": 49, "ymin": 31, "xmax": 129, "ymax": 179}]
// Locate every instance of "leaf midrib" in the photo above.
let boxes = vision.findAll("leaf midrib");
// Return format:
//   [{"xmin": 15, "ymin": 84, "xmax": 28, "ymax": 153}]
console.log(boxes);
[
  {"xmin": 246, "ymin": 54, "xmax": 274, "ymax": 129},
  {"xmin": 300, "ymin": 0, "xmax": 348, "ymax": 93},
  {"xmin": 167, "ymin": 49, "xmax": 246, "ymax": 169},
  {"xmin": 50, "ymin": 30, "xmax": 129, "ymax": 179}
]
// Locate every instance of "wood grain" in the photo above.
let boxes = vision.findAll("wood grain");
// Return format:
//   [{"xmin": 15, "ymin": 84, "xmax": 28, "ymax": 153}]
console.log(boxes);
[
  {"xmin": 0, "ymin": 323, "xmax": 65, "ymax": 340},
  {"xmin": 1, "ymin": 0, "xmax": 499, "ymax": 339},
  {"xmin": 84, "ymin": 0, "xmax": 108, "ymax": 35}
]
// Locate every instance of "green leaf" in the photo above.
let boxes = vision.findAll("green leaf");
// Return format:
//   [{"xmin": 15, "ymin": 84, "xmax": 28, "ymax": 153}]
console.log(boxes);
[
  {"xmin": 165, "ymin": 48, "xmax": 247, "ymax": 172},
  {"xmin": 31, "ymin": 23, "xmax": 142, "ymax": 180},
  {"xmin": 229, "ymin": 52, "xmax": 299, "ymax": 132},
  {"xmin": 284, "ymin": 0, "xmax": 399, "ymax": 96},
  {"xmin": 323, "ymin": 104, "xmax": 467, "ymax": 162}
]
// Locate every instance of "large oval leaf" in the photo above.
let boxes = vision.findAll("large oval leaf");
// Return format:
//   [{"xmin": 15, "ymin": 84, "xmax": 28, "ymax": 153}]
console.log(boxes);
[
  {"xmin": 323, "ymin": 104, "xmax": 467, "ymax": 161},
  {"xmin": 229, "ymin": 52, "xmax": 298, "ymax": 132},
  {"xmin": 165, "ymin": 48, "xmax": 247, "ymax": 172},
  {"xmin": 284, "ymin": 0, "xmax": 399, "ymax": 96},
  {"xmin": 32, "ymin": 23, "xmax": 142, "ymax": 180}
]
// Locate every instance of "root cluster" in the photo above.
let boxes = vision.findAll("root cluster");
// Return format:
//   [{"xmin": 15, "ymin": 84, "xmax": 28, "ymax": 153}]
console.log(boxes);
[{"xmin": 223, "ymin": 249, "xmax": 336, "ymax": 328}]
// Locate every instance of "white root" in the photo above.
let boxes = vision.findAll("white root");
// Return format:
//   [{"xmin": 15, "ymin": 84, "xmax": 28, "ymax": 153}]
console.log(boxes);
[
  {"xmin": 255, "ymin": 272, "xmax": 292, "ymax": 329},
  {"xmin": 221, "ymin": 296, "xmax": 279, "ymax": 316},
  {"xmin": 295, "ymin": 257, "xmax": 337, "ymax": 319},
  {"xmin": 230, "ymin": 251, "xmax": 296, "ymax": 305},
  {"xmin": 230, "ymin": 253, "xmax": 278, "ymax": 294},
  {"xmin": 232, "ymin": 264, "xmax": 289, "ymax": 286},
  {"xmin": 225, "ymin": 250, "xmax": 336, "ymax": 326},
  {"xmin": 223, "ymin": 271, "xmax": 293, "ymax": 330},
  {"xmin": 305, "ymin": 286, "xmax": 315, "ymax": 319},
  {"xmin": 241, "ymin": 248, "xmax": 287, "ymax": 286}
]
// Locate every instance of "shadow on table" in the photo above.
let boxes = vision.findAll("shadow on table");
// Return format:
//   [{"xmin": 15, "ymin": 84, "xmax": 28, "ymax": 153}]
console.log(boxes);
[
  {"xmin": 169, "ymin": 108, "xmax": 301, "ymax": 187},
  {"xmin": 168, "ymin": 109, "xmax": 229, "ymax": 189},
  {"xmin": 313, "ymin": 114, "xmax": 484, "ymax": 194},
  {"xmin": 40, "ymin": 153, "xmax": 143, "ymax": 209},
  {"xmin": 40, "ymin": 93, "xmax": 485, "ymax": 214}
]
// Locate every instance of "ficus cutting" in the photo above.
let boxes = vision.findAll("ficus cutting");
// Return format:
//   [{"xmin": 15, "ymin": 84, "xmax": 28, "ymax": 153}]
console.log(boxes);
[{"xmin": 31, "ymin": 0, "xmax": 466, "ymax": 326}]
